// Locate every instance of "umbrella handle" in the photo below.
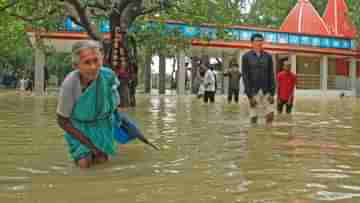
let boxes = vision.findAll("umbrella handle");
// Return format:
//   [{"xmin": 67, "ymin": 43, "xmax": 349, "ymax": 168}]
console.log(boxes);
[{"xmin": 121, "ymin": 118, "xmax": 160, "ymax": 151}]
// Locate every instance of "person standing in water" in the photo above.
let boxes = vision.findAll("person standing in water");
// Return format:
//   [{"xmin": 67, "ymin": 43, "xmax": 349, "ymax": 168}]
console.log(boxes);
[
  {"xmin": 242, "ymin": 33, "xmax": 276, "ymax": 125},
  {"xmin": 276, "ymin": 59, "xmax": 297, "ymax": 114},
  {"xmin": 203, "ymin": 65, "xmax": 216, "ymax": 103},
  {"xmin": 224, "ymin": 63, "xmax": 242, "ymax": 103}
]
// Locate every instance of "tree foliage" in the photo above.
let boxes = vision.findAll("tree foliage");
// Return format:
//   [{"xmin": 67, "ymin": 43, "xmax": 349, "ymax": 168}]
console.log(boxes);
[{"xmin": 0, "ymin": 0, "xmax": 65, "ymax": 75}]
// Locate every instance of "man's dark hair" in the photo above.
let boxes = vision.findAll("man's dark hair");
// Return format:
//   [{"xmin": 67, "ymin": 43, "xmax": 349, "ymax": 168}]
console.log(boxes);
[
  {"xmin": 250, "ymin": 33, "xmax": 264, "ymax": 42},
  {"xmin": 281, "ymin": 58, "xmax": 289, "ymax": 67}
]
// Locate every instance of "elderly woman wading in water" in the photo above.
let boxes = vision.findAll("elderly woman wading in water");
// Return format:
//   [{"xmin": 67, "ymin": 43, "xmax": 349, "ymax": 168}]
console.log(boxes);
[{"xmin": 56, "ymin": 40, "xmax": 121, "ymax": 168}]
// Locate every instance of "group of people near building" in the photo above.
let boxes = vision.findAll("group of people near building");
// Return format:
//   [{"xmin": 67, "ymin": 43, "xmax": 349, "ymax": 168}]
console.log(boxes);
[
  {"xmin": 56, "ymin": 33, "xmax": 297, "ymax": 168},
  {"xmin": 17, "ymin": 66, "xmax": 49, "ymax": 95},
  {"xmin": 196, "ymin": 33, "xmax": 297, "ymax": 125},
  {"xmin": 18, "ymin": 77, "xmax": 31, "ymax": 93}
]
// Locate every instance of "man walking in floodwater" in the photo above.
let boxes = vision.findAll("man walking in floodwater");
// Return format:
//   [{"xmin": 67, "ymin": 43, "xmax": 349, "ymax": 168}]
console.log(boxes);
[
  {"xmin": 277, "ymin": 59, "xmax": 297, "ymax": 114},
  {"xmin": 224, "ymin": 63, "xmax": 242, "ymax": 103},
  {"xmin": 56, "ymin": 40, "xmax": 120, "ymax": 168},
  {"xmin": 242, "ymin": 33, "xmax": 276, "ymax": 125}
]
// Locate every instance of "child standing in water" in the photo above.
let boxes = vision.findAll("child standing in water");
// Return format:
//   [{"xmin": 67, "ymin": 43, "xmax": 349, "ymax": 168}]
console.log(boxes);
[{"xmin": 276, "ymin": 59, "xmax": 297, "ymax": 114}]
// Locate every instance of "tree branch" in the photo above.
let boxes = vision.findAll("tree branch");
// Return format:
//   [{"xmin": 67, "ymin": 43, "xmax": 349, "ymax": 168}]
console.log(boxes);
[
  {"xmin": 121, "ymin": 1, "xmax": 143, "ymax": 29},
  {"xmin": 63, "ymin": 1, "xmax": 86, "ymax": 28},
  {"xmin": 85, "ymin": 0, "xmax": 109, "ymax": 11},
  {"xmin": 67, "ymin": 15, "xmax": 84, "ymax": 27},
  {"xmin": 140, "ymin": 0, "xmax": 174, "ymax": 15},
  {"xmin": 114, "ymin": 0, "xmax": 133, "ymax": 15},
  {"xmin": 0, "ymin": 0, "xmax": 18, "ymax": 12},
  {"xmin": 64, "ymin": 0, "xmax": 102, "ymax": 41},
  {"xmin": 7, "ymin": 9, "xmax": 58, "ymax": 22},
  {"xmin": 140, "ymin": 5, "xmax": 162, "ymax": 15}
]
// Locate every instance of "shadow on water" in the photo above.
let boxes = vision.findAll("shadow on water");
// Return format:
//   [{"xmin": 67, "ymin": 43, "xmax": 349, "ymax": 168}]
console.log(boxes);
[{"xmin": 1, "ymin": 90, "xmax": 360, "ymax": 203}]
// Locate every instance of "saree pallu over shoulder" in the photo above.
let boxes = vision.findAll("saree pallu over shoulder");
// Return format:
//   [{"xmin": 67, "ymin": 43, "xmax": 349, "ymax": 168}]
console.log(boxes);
[{"xmin": 64, "ymin": 67, "xmax": 120, "ymax": 161}]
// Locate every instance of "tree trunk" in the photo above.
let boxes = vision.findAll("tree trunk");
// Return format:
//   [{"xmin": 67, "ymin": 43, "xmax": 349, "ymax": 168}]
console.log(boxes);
[
  {"xmin": 128, "ymin": 63, "xmax": 138, "ymax": 107},
  {"xmin": 108, "ymin": 7, "xmax": 132, "ymax": 107}
]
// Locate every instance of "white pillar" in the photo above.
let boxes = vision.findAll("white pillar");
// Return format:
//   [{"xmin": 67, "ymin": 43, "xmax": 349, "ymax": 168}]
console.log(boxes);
[
  {"xmin": 144, "ymin": 49, "xmax": 152, "ymax": 93},
  {"xmin": 237, "ymin": 50, "xmax": 245, "ymax": 95},
  {"xmin": 34, "ymin": 48, "xmax": 45, "ymax": 96},
  {"xmin": 290, "ymin": 54, "xmax": 297, "ymax": 74},
  {"xmin": 320, "ymin": 55, "xmax": 328, "ymax": 91},
  {"xmin": 349, "ymin": 58, "xmax": 357, "ymax": 96},
  {"xmin": 290, "ymin": 54, "xmax": 297, "ymax": 93},
  {"xmin": 223, "ymin": 56, "xmax": 231, "ymax": 95},
  {"xmin": 177, "ymin": 52, "xmax": 186, "ymax": 95}
]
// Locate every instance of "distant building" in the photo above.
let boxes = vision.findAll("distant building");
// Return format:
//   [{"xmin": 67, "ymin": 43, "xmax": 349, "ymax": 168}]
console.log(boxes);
[{"xmin": 27, "ymin": 0, "xmax": 360, "ymax": 96}]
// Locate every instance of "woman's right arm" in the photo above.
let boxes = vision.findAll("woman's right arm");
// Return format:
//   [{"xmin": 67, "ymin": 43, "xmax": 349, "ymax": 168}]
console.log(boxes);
[{"xmin": 57, "ymin": 115, "xmax": 102, "ymax": 155}]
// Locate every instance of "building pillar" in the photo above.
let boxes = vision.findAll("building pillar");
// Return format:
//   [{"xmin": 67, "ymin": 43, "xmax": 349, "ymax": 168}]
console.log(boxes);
[
  {"xmin": 290, "ymin": 54, "xmax": 297, "ymax": 74},
  {"xmin": 237, "ymin": 50, "xmax": 245, "ymax": 94},
  {"xmin": 34, "ymin": 48, "xmax": 45, "ymax": 96},
  {"xmin": 190, "ymin": 56, "xmax": 198, "ymax": 94},
  {"xmin": 222, "ymin": 55, "xmax": 231, "ymax": 95},
  {"xmin": 144, "ymin": 49, "xmax": 152, "ymax": 94},
  {"xmin": 159, "ymin": 54, "xmax": 166, "ymax": 94},
  {"xmin": 349, "ymin": 58, "xmax": 357, "ymax": 96},
  {"xmin": 177, "ymin": 52, "xmax": 186, "ymax": 95},
  {"xmin": 320, "ymin": 55, "xmax": 328, "ymax": 91},
  {"xmin": 218, "ymin": 63, "xmax": 224, "ymax": 95},
  {"xmin": 290, "ymin": 54, "xmax": 297, "ymax": 92}
]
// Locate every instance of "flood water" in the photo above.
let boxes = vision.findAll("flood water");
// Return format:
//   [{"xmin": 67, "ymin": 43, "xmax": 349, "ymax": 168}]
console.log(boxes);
[{"xmin": 1, "ymin": 90, "xmax": 360, "ymax": 203}]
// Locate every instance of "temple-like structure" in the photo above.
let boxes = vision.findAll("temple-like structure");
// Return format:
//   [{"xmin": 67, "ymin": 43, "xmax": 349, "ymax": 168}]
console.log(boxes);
[
  {"xmin": 276, "ymin": 0, "xmax": 358, "ymax": 94},
  {"xmin": 323, "ymin": 0, "xmax": 357, "ymax": 38},
  {"xmin": 27, "ymin": 0, "xmax": 360, "ymax": 96},
  {"xmin": 280, "ymin": 0, "xmax": 331, "ymax": 36}
]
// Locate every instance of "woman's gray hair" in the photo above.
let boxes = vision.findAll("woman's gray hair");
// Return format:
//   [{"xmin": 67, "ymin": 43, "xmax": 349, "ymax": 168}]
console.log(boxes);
[{"xmin": 71, "ymin": 40, "xmax": 103, "ymax": 65}]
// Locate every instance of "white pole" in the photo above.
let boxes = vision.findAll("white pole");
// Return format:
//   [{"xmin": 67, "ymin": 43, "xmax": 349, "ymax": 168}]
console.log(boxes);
[
  {"xmin": 349, "ymin": 58, "xmax": 357, "ymax": 96},
  {"xmin": 34, "ymin": 48, "xmax": 45, "ymax": 96},
  {"xmin": 177, "ymin": 52, "xmax": 186, "ymax": 95},
  {"xmin": 320, "ymin": 55, "xmax": 328, "ymax": 91}
]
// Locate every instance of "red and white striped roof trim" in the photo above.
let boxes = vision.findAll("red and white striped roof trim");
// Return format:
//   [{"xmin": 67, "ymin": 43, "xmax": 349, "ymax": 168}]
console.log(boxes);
[{"xmin": 280, "ymin": 0, "xmax": 331, "ymax": 36}]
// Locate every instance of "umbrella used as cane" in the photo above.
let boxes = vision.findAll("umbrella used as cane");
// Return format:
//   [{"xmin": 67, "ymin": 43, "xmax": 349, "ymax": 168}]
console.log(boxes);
[{"xmin": 114, "ymin": 112, "xmax": 159, "ymax": 151}]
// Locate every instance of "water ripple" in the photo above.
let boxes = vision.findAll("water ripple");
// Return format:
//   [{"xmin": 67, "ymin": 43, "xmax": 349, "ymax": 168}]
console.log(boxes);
[
  {"xmin": 0, "ymin": 94, "xmax": 360, "ymax": 202},
  {"xmin": 339, "ymin": 185, "xmax": 360, "ymax": 191},
  {"xmin": 314, "ymin": 191, "xmax": 360, "ymax": 201},
  {"xmin": 17, "ymin": 167, "xmax": 49, "ymax": 174},
  {"xmin": 0, "ymin": 176, "xmax": 30, "ymax": 181},
  {"xmin": 312, "ymin": 173, "xmax": 350, "ymax": 179}
]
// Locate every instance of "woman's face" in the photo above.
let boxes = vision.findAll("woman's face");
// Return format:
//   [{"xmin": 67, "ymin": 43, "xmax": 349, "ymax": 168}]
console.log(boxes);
[{"xmin": 76, "ymin": 48, "xmax": 102, "ymax": 81}]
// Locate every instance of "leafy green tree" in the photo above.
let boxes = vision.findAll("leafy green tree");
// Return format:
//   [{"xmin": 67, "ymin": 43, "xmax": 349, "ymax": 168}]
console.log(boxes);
[{"xmin": 0, "ymin": 0, "xmax": 65, "ymax": 80}]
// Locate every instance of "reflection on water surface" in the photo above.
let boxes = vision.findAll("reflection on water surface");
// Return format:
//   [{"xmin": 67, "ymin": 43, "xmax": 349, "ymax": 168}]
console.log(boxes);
[{"xmin": 1, "ymin": 91, "xmax": 360, "ymax": 203}]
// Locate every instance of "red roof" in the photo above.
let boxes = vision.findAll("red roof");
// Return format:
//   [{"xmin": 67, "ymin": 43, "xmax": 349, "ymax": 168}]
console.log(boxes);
[
  {"xmin": 280, "ymin": 0, "xmax": 331, "ymax": 36},
  {"xmin": 323, "ymin": 0, "xmax": 357, "ymax": 38}
]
